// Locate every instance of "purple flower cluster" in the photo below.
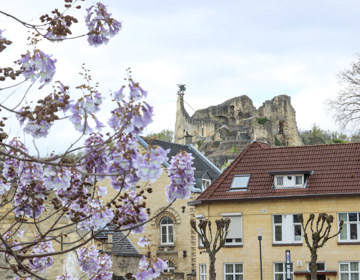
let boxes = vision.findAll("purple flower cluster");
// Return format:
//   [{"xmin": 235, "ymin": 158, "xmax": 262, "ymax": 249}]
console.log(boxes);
[
  {"xmin": 77, "ymin": 245, "xmax": 113, "ymax": 280},
  {"xmin": 17, "ymin": 49, "xmax": 57, "ymax": 88},
  {"xmin": 81, "ymin": 133, "xmax": 108, "ymax": 181},
  {"xmin": 85, "ymin": 2, "xmax": 122, "ymax": 46},
  {"xmin": 56, "ymin": 274, "xmax": 76, "ymax": 280},
  {"xmin": 166, "ymin": 152, "xmax": 195, "ymax": 202},
  {"xmin": 133, "ymin": 255, "xmax": 168, "ymax": 280},
  {"xmin": 69, "ymin": 92, "xmax": 104, "ymax": 134},
  {"xmin": 134, "ymin": 146, "xmax": 168, "ymax": 183},
  {"xmin": 108, "ymin": 81, "xmax": 153, "ymax": 134},
  {"xmin": 28, "ymin": 239, "xmax": 54, "ymax": 273}
]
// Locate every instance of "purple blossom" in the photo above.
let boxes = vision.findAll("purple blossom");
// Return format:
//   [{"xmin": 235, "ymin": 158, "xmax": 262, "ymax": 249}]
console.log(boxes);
[
  {"xmin": 69, "ymin": 93, "xmax": 104, "ymax": 134},
  {"xmin": 56, "ymin": 274, "xmax": 76, "ymax": 280},
  {"xmin": 134, "ymin": 146, "xmax": 168, "ymax": 182},
  {"xmin": 28, "ymin": 239, "xmax": 55, "ymax": 273},
  {"xmin": 166, "ymin": 152, "xmax": 195, "ymax": 202},
  {"xmin": 138, "ymin": 237, "xmax": 149, "ymax": 247},
  {"xmin": 133, "ymin": 256, "xmax": 168, "ymax": 280},
  {"xmin": 17, "ymin": 49, "xmax": 57, "ymax": 88},
  {"xmin": 85, "ymin": 2, "xmax": 122, "ymax": 47},
  {"xmin": 77, "ymin": 245, "xmax": 112, "ymax": 279}
]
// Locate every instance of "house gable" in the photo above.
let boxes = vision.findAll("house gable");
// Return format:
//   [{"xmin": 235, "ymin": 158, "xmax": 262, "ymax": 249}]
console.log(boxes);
[{"xmin": 196, "ymin": 141, "xmax": 360, "ymax": 202}]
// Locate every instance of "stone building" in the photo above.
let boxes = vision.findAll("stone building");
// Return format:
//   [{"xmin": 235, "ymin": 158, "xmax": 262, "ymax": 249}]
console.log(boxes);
[
  {"xmin": 175, "ymin": 86, "xmax": 303, "ymax": 166},
  {"xmin": 98, "ymin": 136, "xmax": 221, "ymax": 280}
]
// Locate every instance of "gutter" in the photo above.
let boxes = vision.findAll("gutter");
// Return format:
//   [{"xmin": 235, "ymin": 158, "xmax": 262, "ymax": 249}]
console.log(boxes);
[{"xmin": 190, "ymin": 192, "xmax": 360, "ymax": 205}]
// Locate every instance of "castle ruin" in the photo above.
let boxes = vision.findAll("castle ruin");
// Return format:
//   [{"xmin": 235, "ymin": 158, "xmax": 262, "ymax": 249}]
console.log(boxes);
[{"xmin": 175, "ymin": 86, "xmax": 303, "ymax": 166}]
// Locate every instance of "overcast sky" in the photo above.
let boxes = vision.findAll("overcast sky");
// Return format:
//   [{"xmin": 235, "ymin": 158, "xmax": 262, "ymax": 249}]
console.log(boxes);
[{"xmin": 2, "ymin": 0, "xmax": 360, "ymax": 153}]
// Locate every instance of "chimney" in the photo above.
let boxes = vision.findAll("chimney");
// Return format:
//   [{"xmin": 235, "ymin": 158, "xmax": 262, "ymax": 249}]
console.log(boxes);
[{"xmin": 184, "ymin": 131, "xmax": 193, "ymax": 145}]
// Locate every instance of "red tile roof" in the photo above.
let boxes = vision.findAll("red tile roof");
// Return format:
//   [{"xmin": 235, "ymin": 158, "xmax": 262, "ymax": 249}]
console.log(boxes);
[{"xmin": 196, "ymin": 141, "xmax": 360, "ymax": 202}]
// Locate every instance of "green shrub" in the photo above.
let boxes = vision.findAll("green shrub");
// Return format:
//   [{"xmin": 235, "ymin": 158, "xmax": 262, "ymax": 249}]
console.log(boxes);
[
  {"xmin": 332, "ymin": 139, "xmax": 348, "ymax": 144},
  {"xmin": 256, "ymin": 117, "xmax": 269, "ymax": 125},
  {"xmin": 274, "ymin": 137, "xmax": 282, "ymax": 146}
]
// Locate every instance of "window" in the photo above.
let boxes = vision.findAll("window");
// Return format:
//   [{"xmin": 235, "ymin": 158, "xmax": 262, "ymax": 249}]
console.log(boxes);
[
  {"xmin": 161, "ymin": 217, "xmax": 174, "ymax": 245},
  {"xmin": 274, "ymin": 175, "xmax": 305, "ymax": 188},
  {"xmin": 340, "ymin": 262, "xmax": 360, "ymax": 280},
  {"xmin": 273, "ymin": 214, "xmax": 302, "ymax": 244},
  {"xmin": 195, "ymin": 215, "xmax": 205, "ymax": 247},
  {"xmin": 274, "ymin": 263, "xmax": 293, "ymax": 280},
  {"xmin": 202, "ymin": 179, "xmax": 211, "ymax": 191},
  {"xmin": 200, "ymin": 264, "xmax": 207, "ymax": 280},
  {"xmin": 306, "ymin": 262, "xmax": 325, "ymax": 272},
  {"xmin": 224, "ymin": 263, "xmax": 243, "ymax": 280},
  {"xmin": 164, "ymin": 261, "xmax": 175, "ymax": 272},
  {"xmin": 230, "ymin": 175, "xmax": 250, "ymax": 191},
  {"xmin": 222, "ymin": 213, "xmax": 243, "ymax": 246},
  {"xmin": 339, "ymin": 212, "xmax": 360, "ymax": 242}
]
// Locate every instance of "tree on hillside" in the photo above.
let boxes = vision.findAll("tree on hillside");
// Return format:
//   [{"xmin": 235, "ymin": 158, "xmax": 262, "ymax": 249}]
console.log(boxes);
[
  {"xmin": 190, "ymin": 218, "xmax": 230, "ymax": 280},
  {"xmin": 329, "ymin": 56, "xmax": 360, "ymax": 129},
  {"xmin": 298, "ymin": 213, "xmax": 343, "ymax": 280},
  {"xmin": 0, "ymin": 2, "xmax": 195, "ymax": 280},
  {"xmin": 146, "ymin": 129, "xmax": 174, "ymax": 142}
]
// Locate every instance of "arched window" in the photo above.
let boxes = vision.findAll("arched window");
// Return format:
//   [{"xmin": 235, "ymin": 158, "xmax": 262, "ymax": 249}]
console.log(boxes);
[
  {"xmin": 161, "ymin": 217, "xmax": 174, "ymax": 245},
  {"xmin": 164, "ymin": 261, "xmax": 175, "ymax": 272}
]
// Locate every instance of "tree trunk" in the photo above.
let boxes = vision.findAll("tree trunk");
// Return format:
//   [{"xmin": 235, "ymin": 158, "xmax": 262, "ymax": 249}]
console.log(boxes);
[
  {"xmin": 209, "ymin": 253, "xmax": 216, "ymax": 280},
  {"xmin": 309, "ymin": 249, "xmax": 318, "ymax": 280}
]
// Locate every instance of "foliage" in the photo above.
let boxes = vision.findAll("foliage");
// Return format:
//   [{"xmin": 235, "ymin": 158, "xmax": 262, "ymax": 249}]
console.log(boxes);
[
  {"xmin": 256, "ymin": 117, "xmax": 269, "ymax": 125},
  {"xmin": 299, "ymin": 124, "xmax": 350, "ymax": 145},
  {"xmin": 229, "ymin": 145, "xmax": 240, "ymax": 155},
  {"xmin": 0, "ymin": 2, "xmax": 195, "ymax": 280},
  {"xmin": 146, "ymin": 129, "xmax": 174, "ymax": 142},
  {"xmin": 190, "ymin": 219, "xmax": 230, "ymax": 280},
  {"xmin": 274, "ymin": 137, "xmax": 282, "ymax": 146},
  {"xmin": 220, "ymin": 161, "xmax": 231, "ymax": 170},
  {"xmin": 298, "ymin": 213, "xmax": 343, "ymax": 280}
]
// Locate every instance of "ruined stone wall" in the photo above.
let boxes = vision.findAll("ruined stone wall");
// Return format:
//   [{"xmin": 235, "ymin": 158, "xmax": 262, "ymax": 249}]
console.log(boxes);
[{"xmin": 175, "ymin": 92, "xmax": 303, "ymax": 167}]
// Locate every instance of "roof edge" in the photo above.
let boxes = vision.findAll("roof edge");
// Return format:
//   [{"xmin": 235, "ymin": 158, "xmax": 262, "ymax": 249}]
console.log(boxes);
[{"xmin": 195, "ymin": 192, "xmax": 360, "ymax": 204}]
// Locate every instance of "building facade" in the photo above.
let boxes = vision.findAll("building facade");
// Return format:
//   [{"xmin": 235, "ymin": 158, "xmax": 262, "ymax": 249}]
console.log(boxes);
[{"xmin": 191, "ymin": 141, "xmax": 360, "ymax": 280}]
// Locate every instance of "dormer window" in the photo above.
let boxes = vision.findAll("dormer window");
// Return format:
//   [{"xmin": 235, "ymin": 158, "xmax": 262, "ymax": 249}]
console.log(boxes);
[
  {"xmin": 201, "ymin": 179, "xmax": 211, "ymax": 191},
  {"xmin": 270, "ymin": 171, "xmax": 313, "ymax": 189},
  {"xmin": 230, "ymin": 174, "xmax": 250, "ymax": 191}
]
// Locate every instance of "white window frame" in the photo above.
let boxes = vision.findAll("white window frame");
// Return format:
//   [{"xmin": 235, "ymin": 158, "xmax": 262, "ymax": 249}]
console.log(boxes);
[
  {"xmin": 224, "ymin": 263, "xmax": 243, "ymax": 280},
  {"xmin": 160, "ymin": 217, "xmax": 174, "ymax": 245},
  {"xmin": 274, "ymin": 174, "xmax": 305, "ymax": 189},
  {"xmin": 164, "ymin": 261, "xmax": 175, "ymax": 272},
  {"xmin": 201, "ymin": 179, "xmax": 211, "ymax": 191},
  {"xmin": 230, "ymin": 174, "xmax": 250, "ymax": 191},
  {"xmin": 200, "ymin": 264, "xmax": 207, "ymax": 280},
  {"xmin": 222, "ymin": 213, "xmax": 243, "ymax": 246},
  {"xmin": 338, "ymin": 212, "xmax": 360, "ymax": 242},
  {"xmin": 273, "ymin": 214, "xmax": 302, "ymax": 244},
  {"xmin": 274, "ymin": 262, "xmax": 294, "ymax": 280},
  {"xmin": 195, "ymin": 215, "xmax": 205, "ymax": 247},
  {"xmin": 339, "ymin": 261, "xmax": 360, "ymax": 280}
]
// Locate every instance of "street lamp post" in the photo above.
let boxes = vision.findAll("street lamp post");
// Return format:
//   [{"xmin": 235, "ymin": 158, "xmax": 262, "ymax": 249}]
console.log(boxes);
[{"xmin": 258, "ymin": 227, "xmax": 263, "ymax": 280}]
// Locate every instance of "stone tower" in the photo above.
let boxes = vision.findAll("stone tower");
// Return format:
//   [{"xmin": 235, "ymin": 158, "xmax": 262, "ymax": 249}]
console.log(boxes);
[{"xmin": 175, "ymin": 87, "xmax": 303, "ymax": 166}]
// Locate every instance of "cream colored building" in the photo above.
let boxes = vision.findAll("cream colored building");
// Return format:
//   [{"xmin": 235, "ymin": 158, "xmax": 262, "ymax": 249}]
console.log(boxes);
[
  {"xmin": 191, "ymin": 141, "xmax": 360, "ymax": 280},
  {"xmin": 99, "ymin": 137, "xmax": 221, "ymax": 279}
]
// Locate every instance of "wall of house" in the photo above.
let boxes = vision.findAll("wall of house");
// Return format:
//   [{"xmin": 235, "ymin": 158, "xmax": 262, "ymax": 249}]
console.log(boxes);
[
  {"xmin": 103, "ymin": 166, "xmax": 199, "ymax": 278},
  {"xmin": 194, "ymin": 196, "xmax": 360, "ymax": 280}
]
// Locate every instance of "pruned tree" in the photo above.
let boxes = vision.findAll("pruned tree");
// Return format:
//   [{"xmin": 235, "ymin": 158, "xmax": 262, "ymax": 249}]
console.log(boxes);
[
  {"xmin": 329, "ymin": 56, "xmax": 360, "ymax": 129},
  {"xmin": 190, "ymin": 218, "xmax": 230, "ymax": 280},
  {"xmin": 0, "ymin": 1, "xmax": 196, "ymax": 280},
  {"xmin": 298, "ymin": 213, "xmax": 343, "ymax": 280}
]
